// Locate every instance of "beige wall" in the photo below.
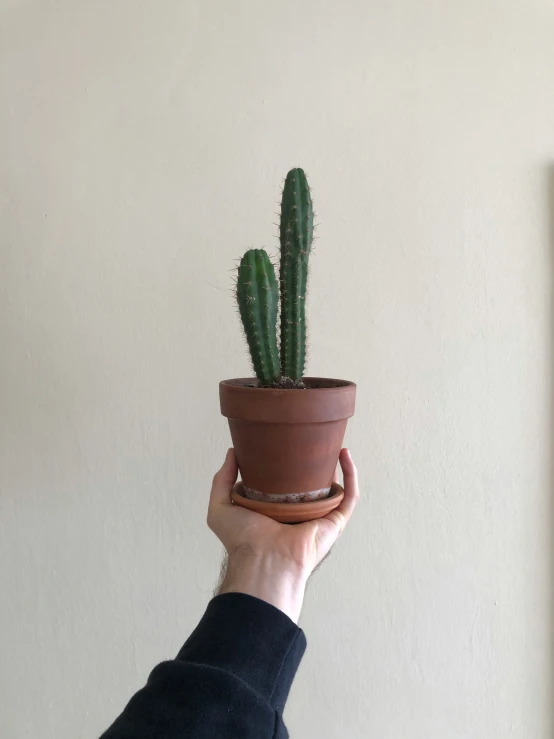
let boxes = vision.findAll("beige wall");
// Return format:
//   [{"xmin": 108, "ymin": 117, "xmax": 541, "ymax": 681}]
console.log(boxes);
[{"xmin": 1, "ymin": 1, "xmax": 553, "ymax": 737}]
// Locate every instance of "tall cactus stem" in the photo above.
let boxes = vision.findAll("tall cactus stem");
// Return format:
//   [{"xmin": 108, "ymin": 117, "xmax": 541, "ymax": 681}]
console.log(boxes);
[{"xmin": 279, "ymin": 168, "xmax": 313, "ymax": 380}]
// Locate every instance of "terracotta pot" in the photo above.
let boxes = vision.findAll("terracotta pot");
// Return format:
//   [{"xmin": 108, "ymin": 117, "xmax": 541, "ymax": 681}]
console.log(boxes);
[{"xmin": 219, "ymin": 377, "xmax": 356, "ymax": 522}]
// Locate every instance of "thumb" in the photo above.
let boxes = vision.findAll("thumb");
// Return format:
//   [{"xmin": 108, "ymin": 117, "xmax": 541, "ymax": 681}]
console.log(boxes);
[{"xmin": 209, "ymin": 448, "xmax": 238, "ymax": 507}]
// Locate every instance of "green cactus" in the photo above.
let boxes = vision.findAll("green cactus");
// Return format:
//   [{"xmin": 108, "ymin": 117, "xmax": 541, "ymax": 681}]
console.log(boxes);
[
  {"xmin": 235, "ymin": 248, "xmax": 280, "ymax": 387},
  {"xmin": 234, "ymin": 168, "xmax": 314, "ymax": 387},
  {"xmin": 279, "ymin": 168, "xmax": 313, "ymax": 380}
]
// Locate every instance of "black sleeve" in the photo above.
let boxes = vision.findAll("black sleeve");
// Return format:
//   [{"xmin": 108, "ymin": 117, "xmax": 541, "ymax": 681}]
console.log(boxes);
[{"xmin": 99, "ymin": 592, "xmax": 307, "ymax": 739}]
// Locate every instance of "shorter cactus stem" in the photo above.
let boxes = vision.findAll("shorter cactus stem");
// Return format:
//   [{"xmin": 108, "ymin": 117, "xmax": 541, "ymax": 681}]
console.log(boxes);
[{"xmin": 236, "ymin": 249, "xmax": 280, "ymax": 386}]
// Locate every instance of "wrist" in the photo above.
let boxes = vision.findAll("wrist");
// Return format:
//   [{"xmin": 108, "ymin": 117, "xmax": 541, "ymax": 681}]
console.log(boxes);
[{"xmin": 218, "ymin": 548, "xmax": 308, "ymax": 623}]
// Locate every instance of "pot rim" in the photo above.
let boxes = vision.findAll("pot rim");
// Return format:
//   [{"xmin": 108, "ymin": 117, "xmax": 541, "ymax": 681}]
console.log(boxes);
[
  {"xmin": 219, "ymin": 376, "xmax": 356, "ymax": 423},
  {"xmin": 220, "ymin": 376, "xmax": 356, "ymax": 390}
]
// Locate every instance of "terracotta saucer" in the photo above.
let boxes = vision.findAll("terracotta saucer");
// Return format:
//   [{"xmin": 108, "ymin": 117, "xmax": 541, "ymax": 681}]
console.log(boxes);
[{"xmin": 231, "ymin": 481, "xmax": 345, "ymax": 523}]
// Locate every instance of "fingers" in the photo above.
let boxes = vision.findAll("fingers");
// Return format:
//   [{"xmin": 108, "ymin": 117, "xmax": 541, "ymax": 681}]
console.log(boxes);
[
  {"xmin": 339, "ymin": 448, "xmax": 358, "ymax": 498},
  {"xmin": 209, "ymin": 448, "xmax": 238, "ymax": 509},
  {"xmin": 324, "ymin": 448, "xmax": 359, "ymax": 534}
]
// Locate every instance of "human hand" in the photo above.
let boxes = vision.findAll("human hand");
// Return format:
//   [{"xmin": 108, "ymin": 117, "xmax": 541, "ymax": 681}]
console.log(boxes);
[{"xmin": 207, "ymin": 448, "xmax": 359, "ymax": 622}]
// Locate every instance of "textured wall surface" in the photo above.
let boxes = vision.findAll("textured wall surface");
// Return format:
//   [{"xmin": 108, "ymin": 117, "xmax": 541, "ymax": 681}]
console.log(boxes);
[{"xmin": 1, "ymin": 1, "xmax": 553, "ymax": 737}]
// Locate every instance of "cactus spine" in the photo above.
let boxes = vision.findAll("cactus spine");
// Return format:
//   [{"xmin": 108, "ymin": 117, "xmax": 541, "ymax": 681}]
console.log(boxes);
[
  {"xmin": 235, "ymin": 168, "xmax": 313, "ymax": 387},
  {"xmin": 236, "ymin": 249, "xmax": 280, "ymax": 387},
  {"xmin": 279, "ymin": 168, "xmax": 313, "ymax": 380}
]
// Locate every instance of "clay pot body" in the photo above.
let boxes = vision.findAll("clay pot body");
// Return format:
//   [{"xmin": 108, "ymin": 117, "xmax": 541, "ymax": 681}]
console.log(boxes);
[{"xmin": 219, "ymin": 378, "xmax": 356, "ymax": 520}]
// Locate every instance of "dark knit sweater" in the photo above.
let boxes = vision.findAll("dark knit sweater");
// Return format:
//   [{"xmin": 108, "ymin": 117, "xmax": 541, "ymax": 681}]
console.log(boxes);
[{"xmin": 100, "ymin": 592, "xmax": 307, "ymax": 738}]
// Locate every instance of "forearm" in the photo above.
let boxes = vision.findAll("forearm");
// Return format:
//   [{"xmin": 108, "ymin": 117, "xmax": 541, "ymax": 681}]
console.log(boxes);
[
  {"xmin": 101, "ymin": 592, "xmax": 307, "ymax": 738},
  {"xmin": 218, "ymin": 547, "xmax": 308, "ymax": 624}
]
